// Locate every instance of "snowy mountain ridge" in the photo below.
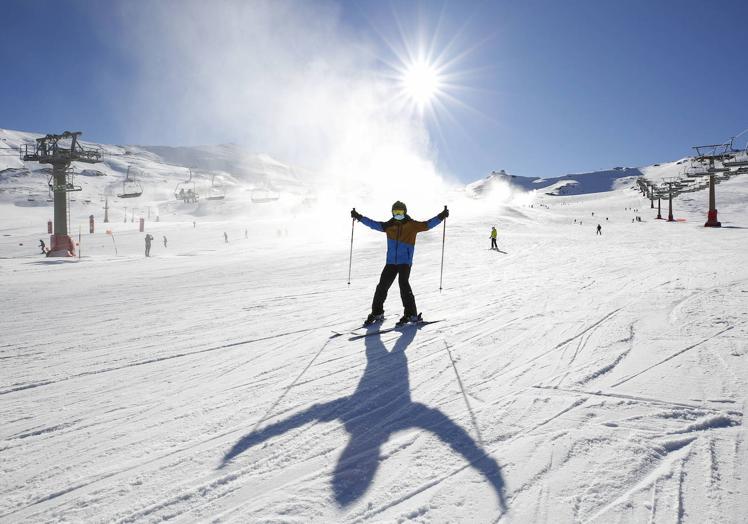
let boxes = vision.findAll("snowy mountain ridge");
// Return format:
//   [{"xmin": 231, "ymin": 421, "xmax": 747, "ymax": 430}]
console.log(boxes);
[{"xmin": 466, "ymin": 167, "xmax": 644, "ymax": 198}]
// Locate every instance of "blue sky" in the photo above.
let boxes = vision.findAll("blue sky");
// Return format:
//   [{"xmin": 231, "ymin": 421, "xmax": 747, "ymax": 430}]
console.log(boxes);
[{"xmin": 2, "ymin": 0, "xmax": 747, "ymax": 182}]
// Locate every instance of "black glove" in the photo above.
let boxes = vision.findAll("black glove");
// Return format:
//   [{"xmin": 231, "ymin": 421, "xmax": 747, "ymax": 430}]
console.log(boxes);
[
  {"xmin": 438, "ymin": 207, "xmax": 449, "ymax": 220},
  {"xmin": 351, "ymin": 208, "xmax": 362, "ymax": 221}
]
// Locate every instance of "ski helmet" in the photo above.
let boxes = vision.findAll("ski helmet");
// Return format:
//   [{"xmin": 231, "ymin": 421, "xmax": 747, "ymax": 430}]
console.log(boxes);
[{"xmin": 391, "ymin": 201, "xmax": 407, "ymax": 214}]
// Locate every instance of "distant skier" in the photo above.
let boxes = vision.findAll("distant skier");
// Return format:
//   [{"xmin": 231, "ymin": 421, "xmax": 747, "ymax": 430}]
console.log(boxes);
[
  {"xmin": 490, "ymin": 226, "xmax": 498, "ymax": 250},
  {"xmin": 244, "ymin": 228, "xmax": 248, "ymax": 239},
  {"xmin": 39, "ymin": 239, "xmax": 46, "ymax": 254},
  {"xmin": 163, "ymin": 235, "xmax": 168, "ymax": 248},
  {"xmin": 596, "ymin": 224, "xmax": 602, "ymax": 235},
  {"xmin": 351, "ymin": 201, "xmax": 448, "ymax": 326},
  {"xmin": 193, "ymin": 221, "xmax": 196, "ymax": 229},
  {"xmin": 224, "ymin": 232, "xmax": 228, "ymax": 243},
  {"xmin": 144, "ymin": 233, "xmax": 154, "ymax": 257}
]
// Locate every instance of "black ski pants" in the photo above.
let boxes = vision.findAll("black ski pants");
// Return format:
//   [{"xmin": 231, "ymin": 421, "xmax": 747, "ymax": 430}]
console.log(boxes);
[
  {"xmin": 371, "ymin": 264, "xmax": 417, "ymax": 317},
  {"xmin": 491, "ymin": 238, "xmax": 498, "ymax": 250}
]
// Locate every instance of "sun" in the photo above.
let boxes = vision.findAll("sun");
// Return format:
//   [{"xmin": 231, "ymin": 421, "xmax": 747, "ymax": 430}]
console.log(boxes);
[
  {"xmin": 401, "ymin": 60, "xmax": 443, "ymax": 110},
  {"xmin": 378, "ymin": 12, "xmax": 479, "ymax": 121}
]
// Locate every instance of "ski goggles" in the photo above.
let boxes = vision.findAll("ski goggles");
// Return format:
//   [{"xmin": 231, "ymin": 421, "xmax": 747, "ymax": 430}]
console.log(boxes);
[{"xmin": 392, "ymin": 209, "xmax": 405, "ymax": 217}]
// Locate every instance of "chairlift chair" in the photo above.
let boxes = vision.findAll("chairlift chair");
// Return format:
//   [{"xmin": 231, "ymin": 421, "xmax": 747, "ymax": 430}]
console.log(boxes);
[
  {"xmin": 685, "ymin": 159, "xmax": 709, "ymax": 177},
  {"xmin": 253, "ymin": 155, "xmax": 281, "ymax": 203},
  {"xmin": 205, "ymin": 173, "xmax": 225, "ymax": 200},
  {"xmin": 723, "ymin": 146, "xmax": 748, "ymax": 167},
  {"xmin": 47, "ymin": 169, "xmax": 82, "ymax": 193},
  {"xmin": 174, "ymin": 168, "xmax": 199, "ymax": 203},
  {"xmin": 250, "ymin": 188, "xmax": 280, "ymax": 203},
  {"xmin": 117, "ymin": 166, "xmax": 143, "ymax": 198}
]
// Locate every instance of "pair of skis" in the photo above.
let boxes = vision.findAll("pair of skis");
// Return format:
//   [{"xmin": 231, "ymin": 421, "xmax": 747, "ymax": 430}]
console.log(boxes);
[{"xmin": 331, "ymin": 318, "xmax": 443, "ymax": 340}]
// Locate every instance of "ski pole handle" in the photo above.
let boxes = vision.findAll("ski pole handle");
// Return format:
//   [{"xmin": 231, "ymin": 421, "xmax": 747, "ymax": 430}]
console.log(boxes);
[
  {"xmin": 439, "ymin": 205, "xmax": 447, "ymax": 292},
  {"xmin": 347, "ymin": 217, "xmax": 355, "ymax": 285}
]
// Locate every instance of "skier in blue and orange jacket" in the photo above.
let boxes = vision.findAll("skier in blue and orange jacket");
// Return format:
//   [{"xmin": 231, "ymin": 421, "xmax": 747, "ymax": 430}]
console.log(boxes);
[{"xmin": 351, "ymin": 201, "xmax": 449, "ymax": 326}]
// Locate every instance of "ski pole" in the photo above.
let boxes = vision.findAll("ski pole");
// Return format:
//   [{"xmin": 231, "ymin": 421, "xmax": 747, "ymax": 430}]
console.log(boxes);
[
  {"xmin": 347, "ymin": 217, "xmax": 355, "ymax": 285},
  {"xmin": 439, "ymin": 205, "xmax": 447, "ymax": 292}
]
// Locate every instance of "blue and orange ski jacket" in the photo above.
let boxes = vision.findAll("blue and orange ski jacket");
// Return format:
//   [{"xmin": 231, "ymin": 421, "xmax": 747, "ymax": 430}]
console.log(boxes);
[{"xmin": 359, "ymin": 214, "xmax": 443, "ymax": 265}]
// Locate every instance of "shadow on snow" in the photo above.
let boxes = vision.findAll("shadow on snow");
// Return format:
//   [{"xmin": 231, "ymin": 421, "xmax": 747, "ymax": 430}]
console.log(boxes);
[{"xmin": 221, "ymin": 325, "xmax": 507, "ymax": 510}]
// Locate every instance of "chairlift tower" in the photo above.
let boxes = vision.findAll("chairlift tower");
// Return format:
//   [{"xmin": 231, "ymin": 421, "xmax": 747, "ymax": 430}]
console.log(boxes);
[
  {"xmin": 692, "ymin": 140, "xmax": 736, "ymax": 227},
  {"xmin": 647, "ymin": 184, "xmax": 654, "ymax": 209},
  {"xmin": 99, "ymin": 194, "xmax": 111, "ymax": 223},
  {"xmin": 663, "ymin": 177, "xmax": 677, "ymax": 222},
  {"xmin": 22, "ymin": 132, "xmax": 101, "ymax": 256}
]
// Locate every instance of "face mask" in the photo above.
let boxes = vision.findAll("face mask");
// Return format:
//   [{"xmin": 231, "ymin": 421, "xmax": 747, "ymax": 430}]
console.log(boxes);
[{"xmin": 392, "ymin": 213, "xmax": 405, "ymax": 220}]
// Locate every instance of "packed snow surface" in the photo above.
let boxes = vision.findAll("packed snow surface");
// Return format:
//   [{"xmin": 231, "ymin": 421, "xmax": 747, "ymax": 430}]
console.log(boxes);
[{"xmin": 1, "ymin": 129, "xmax": 747, "ymax": 523}]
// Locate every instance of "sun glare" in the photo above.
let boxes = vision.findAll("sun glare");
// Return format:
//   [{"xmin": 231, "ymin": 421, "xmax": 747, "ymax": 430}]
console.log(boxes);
[
  {"xmin": 401, "ymin": 60, "xmax": 442, "ymax": 109},
  {"xmin": 379, "ymin": 13, "xmax": 477, "ymax": 121}
]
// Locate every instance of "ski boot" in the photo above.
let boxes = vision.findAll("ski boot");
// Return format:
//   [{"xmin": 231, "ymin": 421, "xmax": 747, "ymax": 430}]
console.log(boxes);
[
  {"xmin": 363, "ymin": 313, "xmax": 385, "ymax": 326},
  {"xmin": 396, "ymin": 312, "xmax": 422, "ymax": 327}
]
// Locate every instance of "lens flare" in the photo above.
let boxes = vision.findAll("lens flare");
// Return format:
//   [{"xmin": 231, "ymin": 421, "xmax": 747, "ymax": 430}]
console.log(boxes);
[
  {"xmin": 379, "ymin": 13, "xmax": 480, "ymax": 123},
  {"xmin": 401, "ymin": 60, "xmax": 443, "ymax": 109}
]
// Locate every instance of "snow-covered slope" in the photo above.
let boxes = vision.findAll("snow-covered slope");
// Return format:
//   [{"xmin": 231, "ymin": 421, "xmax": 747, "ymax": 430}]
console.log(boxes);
[{"xmin": 2, "ymin": 128, "xmax": 747, "ymax": 523}]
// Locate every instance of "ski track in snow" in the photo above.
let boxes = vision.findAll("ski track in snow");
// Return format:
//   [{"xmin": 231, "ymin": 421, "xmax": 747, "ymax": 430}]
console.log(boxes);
[{"xmin": 2, "ymin": 174, "xmax": 748, "ymax": 522}]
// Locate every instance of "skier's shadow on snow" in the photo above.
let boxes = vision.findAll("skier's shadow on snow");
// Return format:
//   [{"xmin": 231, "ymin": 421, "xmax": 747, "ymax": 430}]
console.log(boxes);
[{"xmin": 221, "ymin": 326, "xmax": 507, "ymax": 510}]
